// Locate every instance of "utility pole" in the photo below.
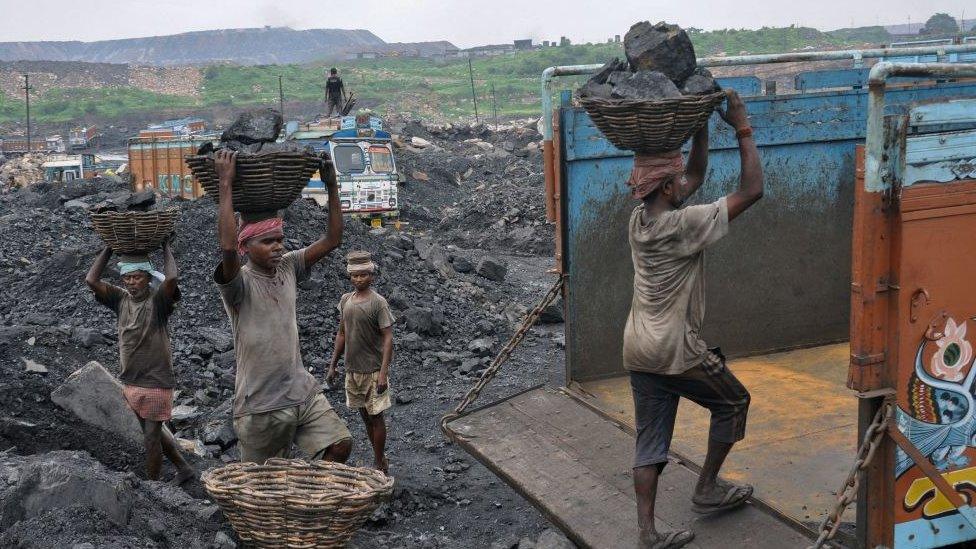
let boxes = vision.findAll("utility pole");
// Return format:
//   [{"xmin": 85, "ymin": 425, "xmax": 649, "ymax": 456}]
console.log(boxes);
[
  {"xmin": 22, "ymin": 74, "xmax": 33, "ymax": 152},
  {"xmin": 467, "ymin": 58, "xmax": 479, "ymax": 123},
  {"xmin": 490, "ymin": 83, "xmax": 498, "ymax": 129},
  {"xmin": 277, "ymin": 75, "xmax": 285, "ymax": 120}
]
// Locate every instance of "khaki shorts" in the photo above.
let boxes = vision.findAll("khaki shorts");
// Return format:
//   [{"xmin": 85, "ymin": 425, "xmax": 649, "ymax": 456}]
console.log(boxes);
[
  {"xmin": 345, "ymin": 371, "xmax": 392, "ymax": 416},
  {"xmin": 233, "ymin": 392, "xmax": 351, "ymax": 465}
]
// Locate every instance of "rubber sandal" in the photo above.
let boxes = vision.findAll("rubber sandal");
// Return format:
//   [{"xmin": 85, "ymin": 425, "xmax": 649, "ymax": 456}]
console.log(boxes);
[
  {"xmin": 691, "ymin": 483, "xmax": 753, "ymax": 514},
  {"xmin": 639, "ymin": 529, "xmax": 695, "ymax": 549}
]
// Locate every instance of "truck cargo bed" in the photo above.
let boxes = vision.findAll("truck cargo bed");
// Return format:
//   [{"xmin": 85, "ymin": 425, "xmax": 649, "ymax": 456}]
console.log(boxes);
[
  {"xmin": 570, "ymin": 343, "xmax": 856, "ymax": 527},
  {"xmin": 444, "ymin": 387, "xmax": 814, "ymax": 548}
]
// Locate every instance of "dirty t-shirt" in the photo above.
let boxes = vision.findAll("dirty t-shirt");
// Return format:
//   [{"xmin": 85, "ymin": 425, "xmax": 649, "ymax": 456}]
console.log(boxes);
[
  {"xmin": 337, "ymin": 290, "xmax": 395, "ymax": 373},
  {"xmin": 96, "ymin": 285, "xmax": 177, "ymax": 388},
  {"xmin": 326, "ymin": 76, "xmax": 344, "ymax": 99},
  {"xmin": 214, "ymin": 249, "xmax": 319, "ymax": 417},
  {"xmin": 623, "ymin": 197, "xmax": 729, "ymax": 375}
]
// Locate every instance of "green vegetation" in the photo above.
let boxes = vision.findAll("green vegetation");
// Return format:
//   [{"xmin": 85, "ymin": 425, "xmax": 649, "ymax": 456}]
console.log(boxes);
[{"xmin": 0, "ymin": 22, "xmax": 922, "ymax": 126}]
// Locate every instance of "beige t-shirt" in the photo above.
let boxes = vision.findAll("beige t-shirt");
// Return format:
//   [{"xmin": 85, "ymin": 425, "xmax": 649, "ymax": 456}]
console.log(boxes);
[
  {"xmin": 337, "ymin": 290, "xmax": 395, "ymax": 373},
  {"xmin": 215, "ymin": 249, "xmax": 319, "ymax": 417},
  {"xmin": 97, "ymin": 285, "xmax": 177, "ymax": 389},
  {"xmin": 623, "ymin": 197, "xmax": 729, "ymax": 375}
]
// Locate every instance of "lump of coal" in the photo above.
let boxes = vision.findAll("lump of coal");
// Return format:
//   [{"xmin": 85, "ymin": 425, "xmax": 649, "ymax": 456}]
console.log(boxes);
[
  {"xmin": 578, "ymin": 80, "xmax": 613, "ymax": 99},
  {"xmin": 219, "ymin": 108, "xmax": 283, "ymax": 145},
  {"xmin": 590, "ymin": 57, "xmax": 629, "ymax": 85},
  {"xmin": 608, "ymin": 71, "xmax": 681, "ymax": 100},
  {"xmin": 624, "ymin": 21, "xmax": 697, "ymax": 84},
  {"xmin": 681, "ymin": 67, "xmax": 721, "ymax": 95}
]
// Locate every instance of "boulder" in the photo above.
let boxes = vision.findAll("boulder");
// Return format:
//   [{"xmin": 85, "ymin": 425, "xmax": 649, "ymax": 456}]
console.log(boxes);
[
  {"xmin": 608, "ymin": 70, "xmax": 681, "ymax": 100},
  {"xmin": 404, "ymin": 307, "xmax": 443, "ymax": 336},
  {"xmin": 410, "ymin": 136, "xmax": 432, "ymax": 148},
  {"xmin": 624, "ymin": 21, "xmax": 697, "ymax": 83},
  {"xmin": 539, "ymin": 301, "xmax": 565, "ymax": 324},
  {"xmin": 220, "ymin": 108, "xmax": 283, "ymax": 144},
  {"xmin": 476, "ymin": 256, "xmax": 508, "ymax": 282},
  {"xmin": 72, "ymin": 327, "xmax": 104, "ymax": 348},
  {"xmin": 424, "ymin": 244, "xmax": 455, "ymax": 278},
  {"xmin": 467, "ymin": 338, "xmax": 493, "ymax": 357},
  {"xmin": 451, "ymin": 256, "xmax": 473, "ymax": 273},
  {"xmin": 681, "ymin": 67, "xmax": 720, "ymax": 95}
]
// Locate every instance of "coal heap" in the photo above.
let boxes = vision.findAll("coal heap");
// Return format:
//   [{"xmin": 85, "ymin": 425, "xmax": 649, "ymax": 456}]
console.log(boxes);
[{"xmin": 580, "ymin": 21, "xmax": 720, "ymax": 101}]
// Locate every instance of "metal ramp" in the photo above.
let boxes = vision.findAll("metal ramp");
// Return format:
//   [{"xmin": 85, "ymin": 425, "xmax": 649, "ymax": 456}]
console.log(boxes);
[{"xmin": 444, "ymin": 388, "xmax": 813, "ymax": 549}]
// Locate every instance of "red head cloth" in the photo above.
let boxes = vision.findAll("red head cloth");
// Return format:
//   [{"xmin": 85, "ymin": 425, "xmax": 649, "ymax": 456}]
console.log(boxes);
[
  {"xmin": 627, "ymin": 151, "xmax": 686, "ymax": 200},
  {"xmin": 237, "ymin": 217, "xmax": 284, "ymax": 255}
]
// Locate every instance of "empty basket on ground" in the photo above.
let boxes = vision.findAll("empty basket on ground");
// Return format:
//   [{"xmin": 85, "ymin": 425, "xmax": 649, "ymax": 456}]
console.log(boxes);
[
  {"xmin": 579, "ymin": 91, "xmax": 726, "ymax": 154},
  {"xmin": 202, "ymin": 458, "xmax": 394, "ymax": 548},
  {"xmin": 186, "ymin": 152, "xmax": 321, "ymax": 213},
  {"xmin": 90, "ymin": 209, "xmax": 178, "ymax": 254}
]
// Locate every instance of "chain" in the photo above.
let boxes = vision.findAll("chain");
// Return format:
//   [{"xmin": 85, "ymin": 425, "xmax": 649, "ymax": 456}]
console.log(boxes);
[
  {"xmin": 809, "ymin": 399, "xmax": 893, "ymax": 549},
  {"xmin": 441, "ymin": 275, "xmax": 565, "ymax": 432}
]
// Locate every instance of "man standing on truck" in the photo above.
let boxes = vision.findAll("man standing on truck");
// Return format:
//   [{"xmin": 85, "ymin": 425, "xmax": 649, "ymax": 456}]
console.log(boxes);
[
  {"xmin": 625, "ymin": 90, "xmax": 763, "ymax": 549},
  {"xmin": 325, "ymin": 68, "xmax": 346, "ymax": 118},
  {"xmin": 212, "ymin": 149, "xmax": 352, "ymax": 465},
  {"xmin": 86, "ymin": 239, "xmax": 196, "ymax": 485}
]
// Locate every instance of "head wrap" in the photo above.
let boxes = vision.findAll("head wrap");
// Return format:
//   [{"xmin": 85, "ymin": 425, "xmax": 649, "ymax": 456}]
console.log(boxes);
[
  {"xmin": 118, "ymin": 254, "xmax": 165, "ymax": 284},
  {"xmin": 237, "ymin": 217, "xmax": 284, "ymax": 256},
  {"xmin": 627, "ymin": 151, "xmax": 686, "ymax": 200},
  {"xmin": 346, "ymin": 250, "xmax": 376, "ymax": 274}
]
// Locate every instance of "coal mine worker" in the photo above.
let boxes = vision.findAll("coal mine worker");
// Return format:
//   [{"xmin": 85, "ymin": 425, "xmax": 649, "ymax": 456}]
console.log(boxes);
[
  {"xmin": 624, "ymin": 90, "xmax": 764, "ymax": 549},
  {"xmin": 325, "ymin": 67, "xmax": 347, "ymax": 117},
  {"xmin": 327, "ymin": 251, "xmax": 395, "ymax": 474},
  {"xmin": 85, "ymin": 238, "xmax": 196, "ymax": 484},
  {"xmin": 213, "ymin": 149, "xmax": 352, "ymax": 465}
]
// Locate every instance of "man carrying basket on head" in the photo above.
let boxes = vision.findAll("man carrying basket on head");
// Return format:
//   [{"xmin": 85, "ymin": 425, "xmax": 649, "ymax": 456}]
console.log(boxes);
[
  {"xmin": 626, "ymin": 91, "xmax": 764, "ymax": 549},
  {"xmin": 213, "ymin": 149, "xmax": 352, "ymax": 465}
]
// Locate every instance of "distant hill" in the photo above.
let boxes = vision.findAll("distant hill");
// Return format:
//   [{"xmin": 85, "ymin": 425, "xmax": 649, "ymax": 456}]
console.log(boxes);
[{"xmin": 0, "ymin": 27, "xmax": 386, "ymax": 65}]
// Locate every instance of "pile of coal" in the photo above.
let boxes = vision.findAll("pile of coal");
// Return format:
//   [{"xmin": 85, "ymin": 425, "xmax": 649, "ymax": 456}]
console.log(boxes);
[
  {"xmin": 197, "ymin": 108, "xmax": 314, "ymax": 155},
  {"xmin": 580, "ymin": 21, "xmax": 720, "ymax": 101}
]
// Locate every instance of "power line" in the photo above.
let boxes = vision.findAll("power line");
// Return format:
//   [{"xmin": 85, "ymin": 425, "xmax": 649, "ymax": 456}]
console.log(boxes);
[
  {"xmin": 467, "ymin": 58, "xmax": 479, "ymax": 123},
  {"xmin": 22, "ymin": 74, "xmax": 33, "ymax": 152}
]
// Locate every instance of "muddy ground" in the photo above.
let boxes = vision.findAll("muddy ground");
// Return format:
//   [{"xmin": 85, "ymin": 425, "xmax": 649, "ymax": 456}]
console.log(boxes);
[{"xmin": 0, "ymin": 119, "xmax": 575, "ymax": 548}]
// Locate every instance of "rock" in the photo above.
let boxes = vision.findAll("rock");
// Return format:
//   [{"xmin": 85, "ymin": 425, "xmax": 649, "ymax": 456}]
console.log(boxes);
[
  {"xmin": 404, "ymin": 307, "xmax": 443, "ymax": 336},
  {"xmin": 213, "ymin": 531, "xmax": 236, "ymax": 549},
  {"xmin": 192, "ymin": 343, "xmax": 215, "ymax": 359},
  {"xmin": 451, "ymin": 256, "xmax": 473, "ymax": 273},
  {"xmin": 395, "ymin": 393, "xmax": 414, "ymax": 405},
  {"xmin": 213, "ymin": 350, "xmax": 236, "ymax": 370},
  {"xmin": 459, "ymin": 358, "xmax": 483, "ymax": 375},
  {"xmin": 0, "ymin": 450, "xmax": 135, "ymax": 529},
  {"xmin": 220, "ymin": 108, "xmax": 283, "ymax": 144},
  {"xmin": 476, "ymin": 256, "xmax": 508, "ymax": 282},
  {"xmin": 22, "ymin": 358, "xmax": 48, "ymax": 374},
  {"xmin": 198, "ymin": 327, "xmax": 233, "ymax": 353},
  {"xmin": 518, "ymin": 537, "xmax": 537, "ymax": 549},
  {"xmin": 50, "ymin": 361, "xmax": 171, "ymax": 446},
  {"xmin": 414, "ymin": 237, "xmax": 435, "ymax": 261},
  {"xmin": 608, "ymin": 70, "xmax": 682, "ymax": 100},
  {"xmin": 411, "ymin": 170, "xmax": 430, "ymax": 181},
  {"xmin": 24, "ymin": 313, "xmax": 56, "ymax": 326},
  {"xmin": 535, "ymin": 528, "xmax": 576, "ymax": 549},
  {"xmin": 63, "ymin": 199, "xmax": 89, "ymax": 211},
  {"xmin": 425, "ymin": 244, "xmax": 455, "ymax": 278},
  {"xmin": 410, "ymin": 136, "xmax": 432, "ymax": 148},
  {"xmin": 490, "ymin": 535, "xmax": 520, "ymax": 549},
  {"xmin": 202, "ymin": 418, "xmax": 237, "ymax": 449},
  {"xmin": 681, "ymin": 67, "xmax": 720, "ymax": 95},
  {"xmin": 400, "ymin": 332, "xmax": 423, "ymax": 351},
  {"xmin": 624, "ymin": 21, "xmax": 697, "ymax": 83},
  {"xmin": 125, "ymin": 190, "xmax": 156, "ymax": 210},
  {"xmin": 171, "ymin": 405, "xmax": 200, "ymax": 422},
  {"xmin": 467, "ymin": 338, "xmax": 493, "ymax": 357},
  {"xmin": 539, "ymin": 301, "xmax": 564, "ymax": 324},
  {"xmin": 72, "ymin": 327, "xmax": 103, "ymax": 348}
]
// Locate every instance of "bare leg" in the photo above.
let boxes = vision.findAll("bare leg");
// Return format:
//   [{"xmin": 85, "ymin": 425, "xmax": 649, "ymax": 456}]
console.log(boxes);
[
  {"xmin": 694, "ymin": 439, "xmax": 733, "ymax": 498},
  {"xmin": 159, "ymin": 426, "xmax": 196, "ymax": 484},
  {"xmin": 140, "ymin": 419, "xmax": 164, "ymax": 480},
  {"xmin": 634, "ymin": 464, "xmax": 660, "ymax": 539},
  {"xmin": 319, "ymin": 438, "xmax": 352, "ymax": 463},
  {"xmin": 360, "ymin": 409, "xmax": 387, "ymax": 472}
]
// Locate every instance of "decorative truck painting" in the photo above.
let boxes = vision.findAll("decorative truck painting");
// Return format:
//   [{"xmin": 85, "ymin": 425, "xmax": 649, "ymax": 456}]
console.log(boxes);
[
  {"xmin": 298, "ymin": 113, "xmax": 399, "ymax": 226},
  {"xmin": 439, "ymin": 43, "xmax": 976, "ymax": 549}
]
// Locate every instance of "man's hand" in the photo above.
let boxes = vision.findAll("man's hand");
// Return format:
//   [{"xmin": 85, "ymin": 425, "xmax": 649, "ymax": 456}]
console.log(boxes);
[
  {"xmin": 376, "ymin": 371, "xmax": 388, "ymax": 395},
  {"xmin": 326, "ymin": 366, "xmax": 339, "ymax": 387},
  {"xmin": 321, "ymin": 155, "xmax": 337, "ymax": 189},
  {"xmin": 717, "ymin": 90, "xmax": 750, "ymax": 131},
  {"xmin": 215, "ymin": 150, "xmax": 238, "ymax": 190}
]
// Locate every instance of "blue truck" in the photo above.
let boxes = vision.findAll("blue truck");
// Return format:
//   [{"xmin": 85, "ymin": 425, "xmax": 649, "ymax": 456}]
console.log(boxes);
[{"xmin": 292, "ymin": 114, "xmax": 399, "ymax": 227}]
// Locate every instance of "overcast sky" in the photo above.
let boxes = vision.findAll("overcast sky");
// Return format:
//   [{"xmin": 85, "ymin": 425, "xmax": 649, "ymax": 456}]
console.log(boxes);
[{"xmin": 0, "ymin": 0, "xmax": 972, "ymax": 48}]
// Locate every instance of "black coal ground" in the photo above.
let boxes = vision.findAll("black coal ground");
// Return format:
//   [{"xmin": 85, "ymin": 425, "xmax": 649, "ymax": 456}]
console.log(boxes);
[{"xmin": 0, "ymin": 123, "xmax": 571, "ymax": 548}]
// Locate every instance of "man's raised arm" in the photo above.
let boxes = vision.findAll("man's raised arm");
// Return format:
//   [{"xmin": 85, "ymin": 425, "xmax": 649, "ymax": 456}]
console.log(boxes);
[
  {"xmin": 304, "ymin": 156, "xmax": 343, "ymax": 267},
  {"xmin": 720, "ymin": 91, "xmax": 763, "ymax": 221},
  {"xmin": 215, "ymin": 150, "xmax": 241, "ymax": 282},
  {"xmin": 85, "ymin": 246, "xmax": 113, "ymax": 301},
  {"xmin": 159, "ymin": 236, "xmax": 179, "ymax": 301}
]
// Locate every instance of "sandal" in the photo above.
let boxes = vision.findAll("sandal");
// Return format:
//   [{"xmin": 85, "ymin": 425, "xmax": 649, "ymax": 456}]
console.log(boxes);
[
  {"xmin": 691, "ymin": 483, "xmax": 753, "ymax": 514},
  {"xmin": 639, "ymin": 529, "xmax": 695, "ymax": 549}
]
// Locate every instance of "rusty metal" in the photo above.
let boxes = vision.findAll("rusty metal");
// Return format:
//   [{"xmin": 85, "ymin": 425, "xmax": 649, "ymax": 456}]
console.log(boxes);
[
  {"xmin": 544, "ymin": 139, "xmax": 556, "ymax": 222},
  {"xmin": 441, "ymin": 276, "xmax": 565, "ymax": 436},
  {"xmin": 909, "ymin": 288, "xmax": 931, "ymax": 322},
  {"xmin": 810, "ymin": 398, "xmax": 893, "ymax": 549}
]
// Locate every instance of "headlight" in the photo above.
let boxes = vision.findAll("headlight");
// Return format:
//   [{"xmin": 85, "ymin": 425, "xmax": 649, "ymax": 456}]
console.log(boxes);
[
  {"xmin": 389, "ymin": 198, "xmax": 396, "ymax": 207},
  {"xmin": 340, "ymin": 200, "xmax": 351, "ymax": 208}
]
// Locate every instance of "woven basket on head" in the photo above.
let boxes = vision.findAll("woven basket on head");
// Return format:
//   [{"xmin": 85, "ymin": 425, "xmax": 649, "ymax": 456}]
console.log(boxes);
[
  {"xmin": 202, "ymin": 458, "xmax": 394, "ymax": 548},
  {"xmin": 186, "ymin": 152, "xmax": 321, "ymax": 213},
  {"xmin": 579, "ymin": 91, "xmax": 726, "ymax": 154},
  {"xmin": 90, "ymin": 209, "xmax": 178, "ymax": 254}
]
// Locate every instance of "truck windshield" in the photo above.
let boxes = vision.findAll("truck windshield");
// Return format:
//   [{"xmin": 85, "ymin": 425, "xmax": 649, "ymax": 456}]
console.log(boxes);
[
  {"xmin": 333, "ymin": 144, "xmax": 365, "ymax": 174},
  {"xmin": 369, "ymin": 146, "xmax": 394, "ymax": 174}
]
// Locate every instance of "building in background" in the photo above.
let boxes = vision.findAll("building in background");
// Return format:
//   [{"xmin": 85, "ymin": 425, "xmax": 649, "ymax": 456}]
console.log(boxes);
[{"xmin": 139, "ymin": 117, "xmax": 206, "ymax": 138}]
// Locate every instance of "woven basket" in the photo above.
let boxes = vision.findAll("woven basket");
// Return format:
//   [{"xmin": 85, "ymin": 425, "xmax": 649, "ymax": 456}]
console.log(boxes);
[
  {"xmin": 90, "ymin": 209, "xmax": 178, "ymax": 254},
  {"xmin": 579, "ymin": 91, "xmax": 726, "ymax": 154},
  {"xmin": 202, "ymin": 459, "xmax": 394, "ymax": 548},
  {"xmin": 186, "ymin": 152, "xmax": 321, "ymax": 213}
]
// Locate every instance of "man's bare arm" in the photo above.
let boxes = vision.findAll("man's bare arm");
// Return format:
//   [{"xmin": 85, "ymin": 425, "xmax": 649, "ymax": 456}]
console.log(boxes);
[
  {"xmin": 719, "ymin": 91, "xmax": 764, "ymax": 220},
  {"xmin": 377, "ymin": 326, "xmax": 393, "ymax": 394},
  {"xmin": 215, "ymin": 150, "xmax": 241, "ymax": 282},
  {"xmin": 85, "ymin": 247, "xmax": 113, "ymax": 301},
  {"xmin": 304, "ymin": 157, "xmax": 343, "ymax": 267},
  {"xmin": 159, "ymin": 237, "xmax": 179, "ymax": 300},
  {"xmin": 327, "ymin": 322, "xmax": 346, "ymax": 385},
  {"xmin": 681, "ymin": 126, "xmax": 709, "ymax": 198}
]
